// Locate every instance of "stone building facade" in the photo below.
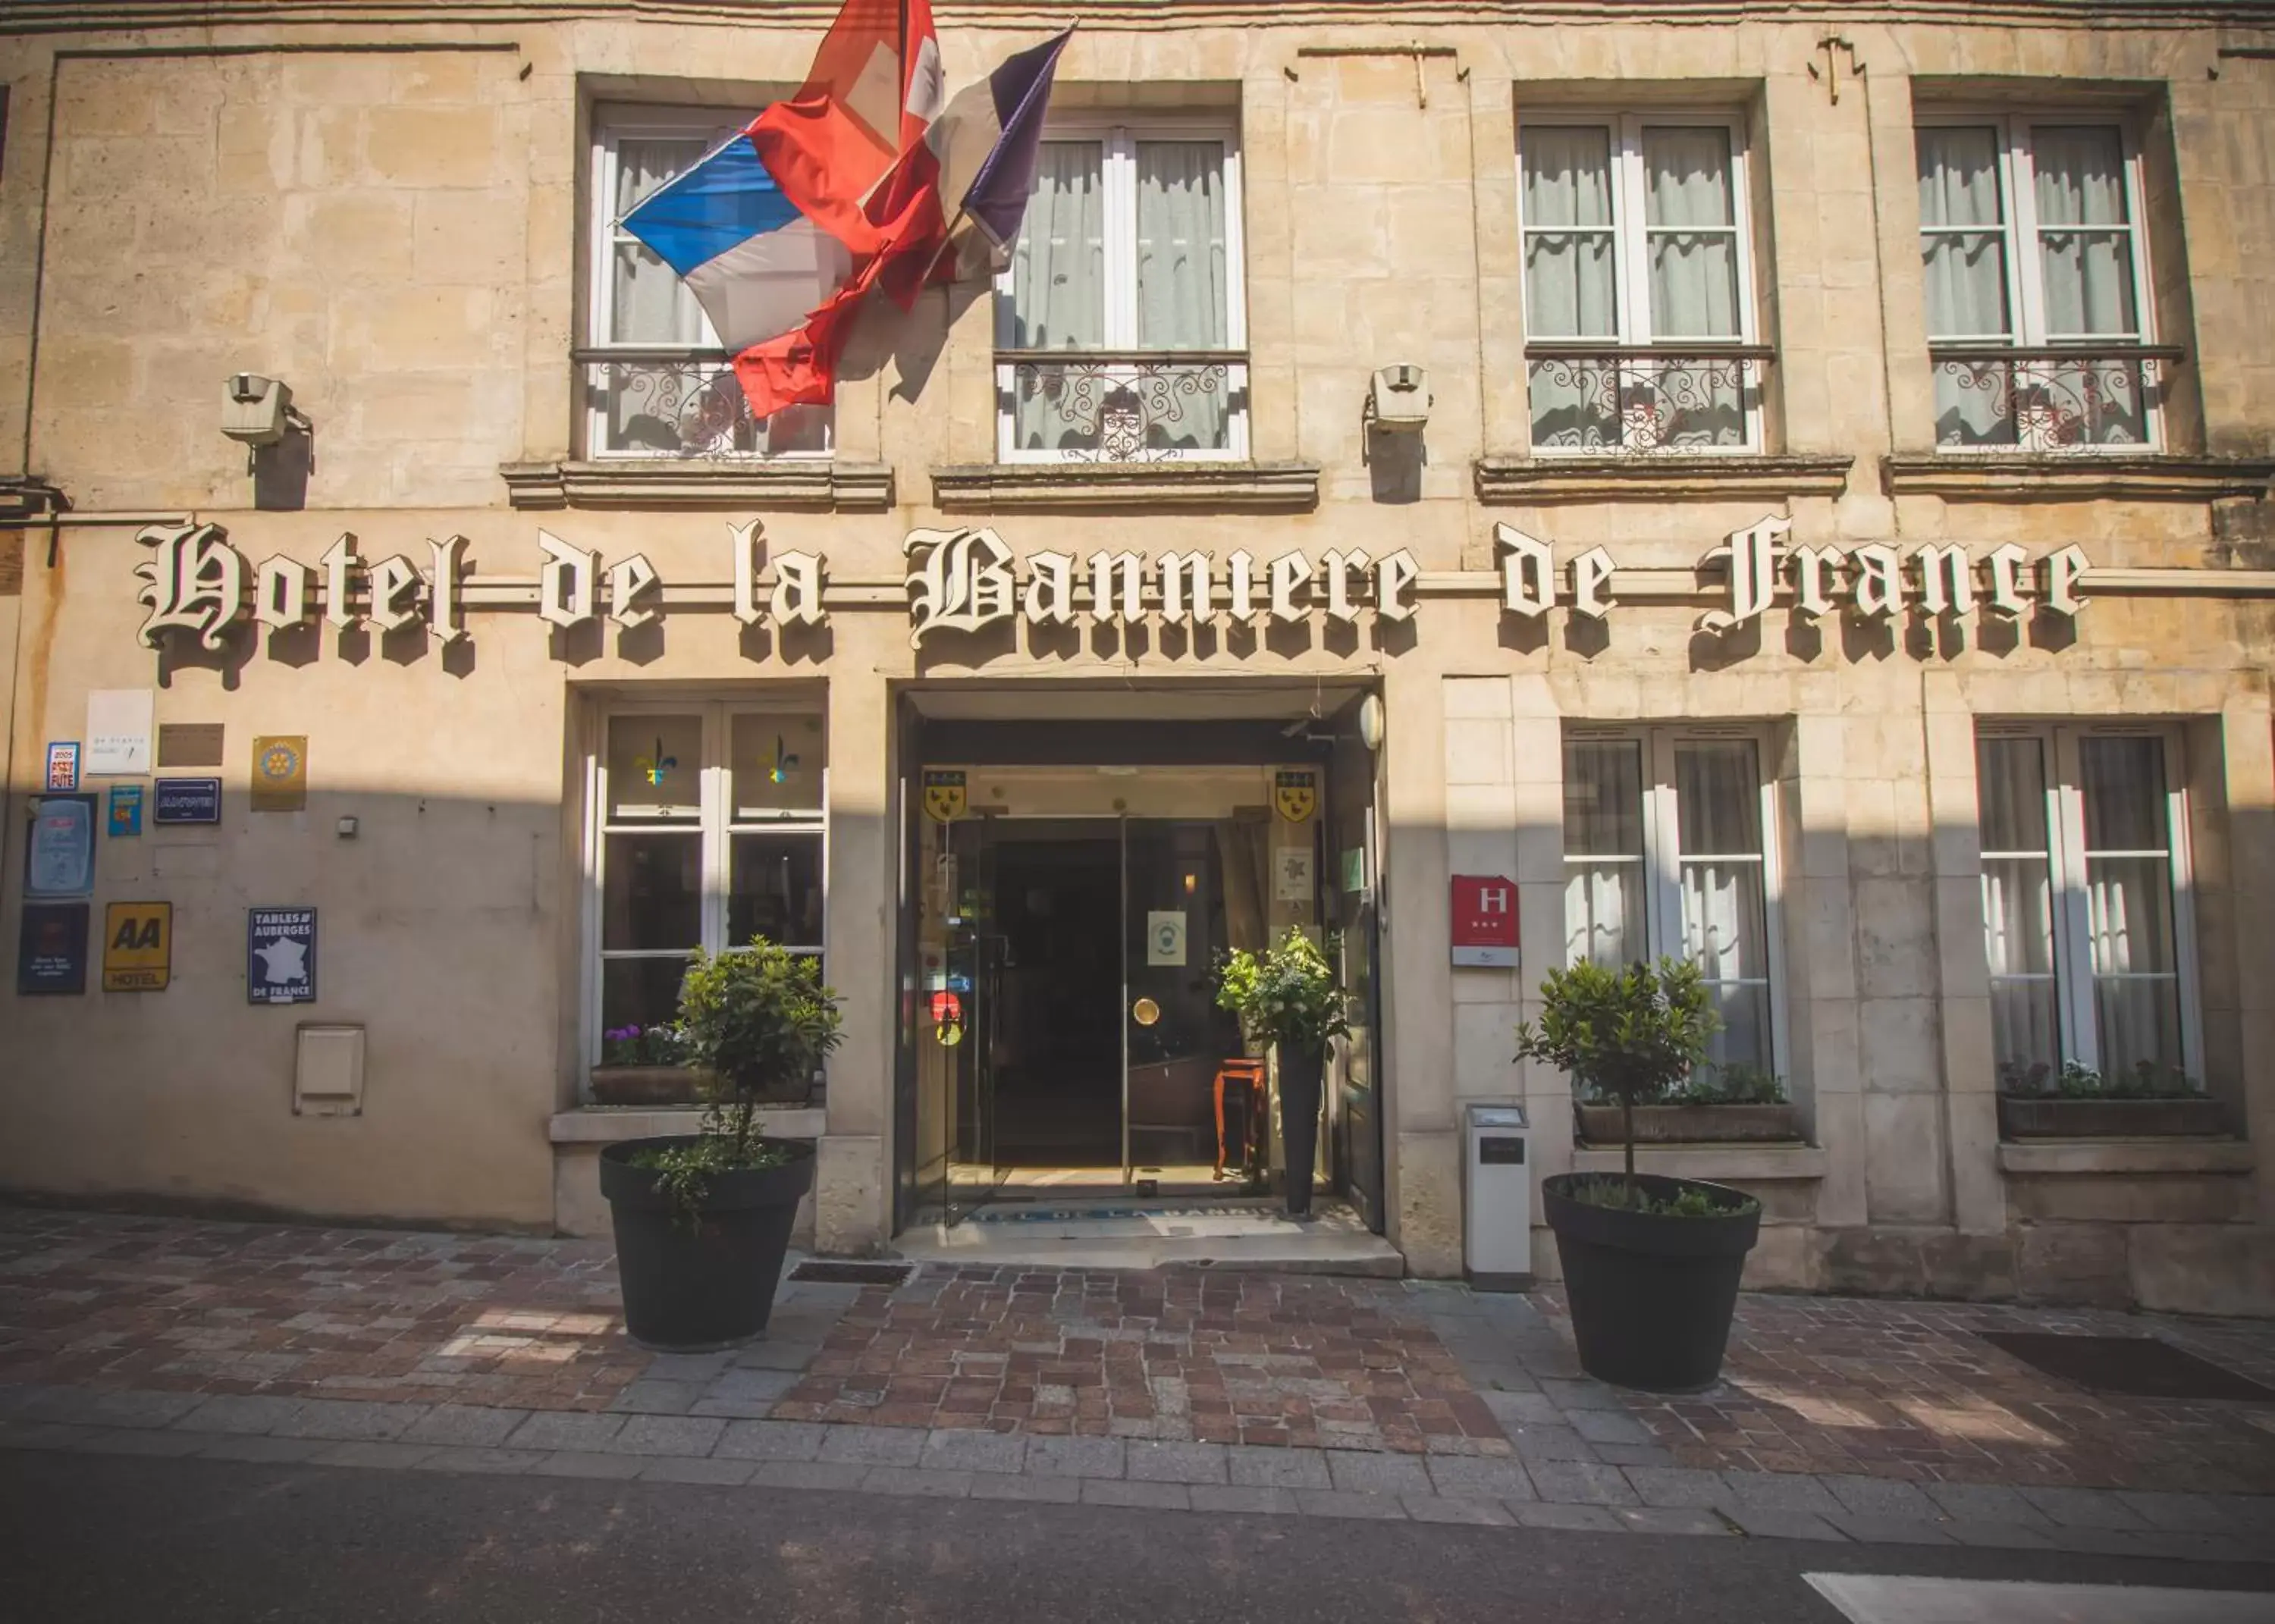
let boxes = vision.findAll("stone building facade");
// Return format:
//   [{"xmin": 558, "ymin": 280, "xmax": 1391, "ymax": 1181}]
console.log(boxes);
[{"xmin": 2, "ymin": 0, "xmax": 2273, "ymax": 1315}]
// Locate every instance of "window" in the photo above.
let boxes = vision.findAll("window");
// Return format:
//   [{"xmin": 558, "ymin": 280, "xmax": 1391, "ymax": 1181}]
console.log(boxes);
[
  {"xmin": 586, "ymin": 107, "xmax": 832, "ymax": 459},
  {"xmin": 1518, "ymin": 114, "xmax": 1762, "ymax": 453},
  {"xmin": 995, "ymin": 121, "xmax": 1247, "ymax": 462},
  {"xmin": 1915, "ymin": 117, "xmax": 2160, "ymax": 450},
  {"xmin": 1562, "ymin": 730, "xmax": 1781, "ymax": 1077},
  {"xmin": 592, "ymin": 704, "xmax": 827, "ymax": 1064},
  {"xmin": 1975, "ymin": 727, "xmax": 2198, "ymax": 1092}
]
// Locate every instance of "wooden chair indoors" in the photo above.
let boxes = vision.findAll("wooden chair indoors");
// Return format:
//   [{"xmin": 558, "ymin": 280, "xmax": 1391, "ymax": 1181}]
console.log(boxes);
[{"xmin": 1213, "ymin": 1059, "xmax": 1268, "ymax": 1181}]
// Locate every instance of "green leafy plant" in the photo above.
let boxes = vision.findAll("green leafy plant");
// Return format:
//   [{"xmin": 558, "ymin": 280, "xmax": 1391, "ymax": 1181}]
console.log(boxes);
[
  {"xmin": 1516, "ymin": 958, "xmax": 1721, "ymax": 1209},
  {"xmin": 2000, "ymin": 1057, "xmax": 2200, "ymax": 1100},
  {"xmin": 1561, "ymin": 1174, "xmax": 1758, "ymax": 1218},
  {"xmin": 1587, "ymin": 1061, "xmax": 1787, "ymax": 1108},
  {"xmin": 633, "ymin": 939, "xmax": 843, "ymax": 1224},
  {"xmin": 1213, "ymin": 928, "xmax": 1352, "ymax": 1054}
]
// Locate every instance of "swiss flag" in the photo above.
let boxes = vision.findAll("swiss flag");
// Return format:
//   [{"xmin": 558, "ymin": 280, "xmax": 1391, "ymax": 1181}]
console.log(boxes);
[{"xmin": 746, "ymin": 0, "xmax": 944, "ymax": 262}]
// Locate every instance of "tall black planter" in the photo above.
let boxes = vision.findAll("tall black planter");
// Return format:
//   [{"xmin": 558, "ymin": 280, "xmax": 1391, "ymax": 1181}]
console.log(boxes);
[
  {"xmin": 600, "ymin": 1136, "xmax": 814, "ymax": 1353},
  {"xmin": 1276, "ymin": 1043, "xmax": 1325, "ymax": 1218},
  {"xmin": 1542, "ymin": 1172, "xmax": 1759, "ymax": 1394}
]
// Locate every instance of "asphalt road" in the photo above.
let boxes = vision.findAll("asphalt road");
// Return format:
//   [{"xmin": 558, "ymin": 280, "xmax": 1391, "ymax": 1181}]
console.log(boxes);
[{"xmin": 3, "ymin": 1453, "xmax": 2270, "ymax": 1624}]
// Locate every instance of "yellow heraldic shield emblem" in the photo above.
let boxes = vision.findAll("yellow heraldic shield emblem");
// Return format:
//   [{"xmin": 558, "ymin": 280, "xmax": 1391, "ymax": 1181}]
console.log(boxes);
[
  {"xmin": 1275, "ymin": 770, "xmax": 1317, "ymax": 823},
  {"xmin": 922, "ymin": 769, "xmax": 967, "ymax": 823}
]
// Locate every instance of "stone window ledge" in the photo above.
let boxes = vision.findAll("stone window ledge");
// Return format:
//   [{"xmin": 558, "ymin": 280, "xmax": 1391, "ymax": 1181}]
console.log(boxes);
[
  {"xmin": 501, "ymin": 459, "xmax": 893, "ymax": 512},
  {"xmin": 1571, "ymin": 1144, "xmax": 1826, "ymax": 1182},
  {"xmin": 548, "ymin": 1106, "xmax": 827, "ymax": 1144},
  {"xmin": 1995, "ymin": 1138, "xmax": 2253, "ymax": 1177},
  {"xmin": 1882, "ymin": 454, "xmax": 2275, "ymax": 501},
  {"xmin": 1475, "ymin": 454, "xmax": 1853, "ymax": 503},
  {"xmin": 930, "ymin": 461, "xmax": 1321, "ymax": 513}
]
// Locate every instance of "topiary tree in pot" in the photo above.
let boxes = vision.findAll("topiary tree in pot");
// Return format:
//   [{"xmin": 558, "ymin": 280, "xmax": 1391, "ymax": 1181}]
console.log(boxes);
[
  {"xmin": 1516, "ymin": 957, "xmax": 1762, "ymax": 1393},
  {"xmin": 600, "ymin": 939, "xmax": 843, "ymax": 1352},
  {"xmin": 1214, "ymin": 928, "xmax": 1351, "ymax": 1218}
]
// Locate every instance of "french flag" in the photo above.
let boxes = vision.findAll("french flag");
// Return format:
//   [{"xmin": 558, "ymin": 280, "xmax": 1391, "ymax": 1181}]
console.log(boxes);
[{"xmin": 621, "ymin": 2, "xmax": 1070, "ymax": 423}]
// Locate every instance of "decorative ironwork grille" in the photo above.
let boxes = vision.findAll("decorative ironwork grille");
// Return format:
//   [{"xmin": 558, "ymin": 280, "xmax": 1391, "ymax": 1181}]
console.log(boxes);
[
  {"xmin": 997, "ymin": 350, "xmax": 1246, "ymax": 462},
  {"xmin": 1928, "ymin": 346, "xmax": 2179, "ymax": 453},
  {"xmin": 1523, "ymin": 346, "xmax": 1768, "ymax": 453},
  {"xmin": 579, "ymin": 350, "xmax": 830, "ymax": 459}
]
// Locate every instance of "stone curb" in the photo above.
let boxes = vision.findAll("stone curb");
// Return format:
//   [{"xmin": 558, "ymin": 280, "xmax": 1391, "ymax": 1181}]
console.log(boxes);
[{"xmin": 0, "ymin": 1384, "xmax": 2269, "ymax": 1566}]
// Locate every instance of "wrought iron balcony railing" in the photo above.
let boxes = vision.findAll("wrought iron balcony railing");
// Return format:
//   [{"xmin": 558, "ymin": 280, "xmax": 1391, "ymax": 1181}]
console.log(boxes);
[
  {"xmin": 576, "ymin": 347, "xmax": 830, "ymax": 459},
  {"xmin": 1523, "ymin": 343, "xmax": 1770, "ymax": 454},
  {"xmin": 996, "ymin": 349, "xmax": 1247, "ymax": 462},
  {"xmin": 1928, "ymin": 343, "xmax": 2182, "ymax": 453}
]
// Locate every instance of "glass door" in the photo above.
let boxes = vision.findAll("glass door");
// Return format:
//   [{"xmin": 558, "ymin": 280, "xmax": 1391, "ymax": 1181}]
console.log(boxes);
[
  {"xmin": 939, "ymin": 817, "xmax": 1004, "ymax": 1220},
  {"xmin": 1122, "ymin": 820, "xmax": 1244, "ymax": 1185}
]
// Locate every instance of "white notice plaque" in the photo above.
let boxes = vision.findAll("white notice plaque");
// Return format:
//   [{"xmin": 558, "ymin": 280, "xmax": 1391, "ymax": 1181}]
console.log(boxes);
[
  {"xmin": 85, "ymin": 689, "xmax": 155, "ymax": 776},
  {"xmin": 1147, "ymin": 911, "xmax": 1188, "ymax": 967}
]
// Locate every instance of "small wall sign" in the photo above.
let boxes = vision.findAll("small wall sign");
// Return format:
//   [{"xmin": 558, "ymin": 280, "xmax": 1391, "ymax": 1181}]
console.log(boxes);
[
  {"xmin": 246, "ymin": 908, "xmax": 317, "ymax": 1005},
  {"xmin": 17, "ymin": 902, "xmax": 89, "ymax": 995},
  {"xmin": 250, "ymin": 735, "xmax": 308, "ymax": 813},
  {"xmin": 85, "ymin": 689, "xmax": 154, "ymax": 776},
  {"xmin": 102, "ymin": 902, "xmax": 172, "ymax": 992},
  {"xmin": 922, "ymin": 769, "xmax": 966, "ymax": 823},
  {"xmin": 1275, "ymin": 845, "xmax": 1316, "ymax": 903},
  {"xmin": 1146, "ymin": 911, "xmax": 1188, "ymax": 967},
  {"xmin": 1451, "ymin": 874, "xmax": 1519, "ymax": 969},
  {"xmin": 152, "ymin": 777, "xmax": 223, "ymax": 825},
  {"xmin": 1274, "ymin": 770, "xmax": 1316, "ymax": 823},
  {"xmin": 107, "ymin": 784, "xmax": 144, "ymax": 837},
  {"xmin": 45, "ymin": 741, "xmax": 80, "ymax": 792},
  {"xmin": 155, "ymin": 722, "xmax": 224, "ymax": 768},
  {"xmin": 27, "ymin": 795, "xmax": 96, "ymax": 898}
]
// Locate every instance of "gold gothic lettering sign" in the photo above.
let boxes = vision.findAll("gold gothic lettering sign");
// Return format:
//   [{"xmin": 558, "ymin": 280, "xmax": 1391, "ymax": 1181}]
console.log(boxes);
[{"xmin": 127, "ymin": 518, "xmax": 2098, "ymax": 654}]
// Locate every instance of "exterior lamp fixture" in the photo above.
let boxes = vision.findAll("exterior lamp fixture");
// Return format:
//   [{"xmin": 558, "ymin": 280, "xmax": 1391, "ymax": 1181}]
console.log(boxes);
[
  {"xmin": 221, "ymin": 373, "xmax": 293, "ymax": 448},
  {"xmin": 1364, "ymin": 363, "xmax": 1432, "ymax": 432},
  {"xmin": 1358, "ymin": 693, "xmax": 1386, "ymax": 751}
]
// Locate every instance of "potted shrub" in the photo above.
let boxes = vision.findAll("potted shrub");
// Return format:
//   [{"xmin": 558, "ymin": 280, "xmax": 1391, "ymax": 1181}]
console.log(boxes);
[
  {"xmin": 1517, "ymin": 958, "xmax": 1762, "ymax": 1393},
  {"xmin": 1997, "ymin": 1058, "xmax": 2231, "ymax": 1140},
  {"xmin": 600, "ymin": 940, "xmax": 842, "ymax": 1351},
  {"xmin": 591, "ymin": 1021, "xmax": 704, "ymax": 1107},
  {"xmin": 1574, "ymin": 1061, "xmax": 1803, "ymax": 1146},
  {"xmin": 1214, "ymin": 929, "xmax": 1351, "ymax": 1218}
]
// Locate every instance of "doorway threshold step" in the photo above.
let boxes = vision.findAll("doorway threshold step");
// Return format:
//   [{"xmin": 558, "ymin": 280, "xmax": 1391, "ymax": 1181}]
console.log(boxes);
[{"xmin": 890, "ymin": 1203, "xmax": 1404, "ymax": 1277}]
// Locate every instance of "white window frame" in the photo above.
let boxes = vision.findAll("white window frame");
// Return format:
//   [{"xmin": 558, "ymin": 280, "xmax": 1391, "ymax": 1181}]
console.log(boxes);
[
  {"xmin": 583, "ymin": 699, "xmax": 830, "ymax": 1078},
  {"xmin": 1561, "ymin": 724, "xmax": 1790, "ymax": 1079},
  {"xmin": 992, "ymin": 117, "xmax": 1250, "ymax": 463},
  {"xmin": 585, "ymin": 105, "xmax": 834, "ymax": 462},
  {"xmin": 1515, "ymin": 111, "xmax": 1764, "ymax": 455},
  {"xmin": 1915, "ymin": 111, "xmax": 2161, "ymax": 453},
  {"xmin": 1975, "ymin": 723, "xmax": 2201, "ymax": 1084}
]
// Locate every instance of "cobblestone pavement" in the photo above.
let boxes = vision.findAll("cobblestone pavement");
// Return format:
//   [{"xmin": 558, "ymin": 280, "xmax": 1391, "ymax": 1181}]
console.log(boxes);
[{"xmin": 3, "ymin": 1207, "xmax": 2273, "ymax": 1512}]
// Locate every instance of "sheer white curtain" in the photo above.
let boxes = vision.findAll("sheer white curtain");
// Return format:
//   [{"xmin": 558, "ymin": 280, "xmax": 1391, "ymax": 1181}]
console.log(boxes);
[
  {"xmin": 2078, "ymin": 736, "xmax": 2184, "ymax": 1084},
  {"xmin": 1562, "ymin": 740, "xmax": 1645, "ymax": 968},
  {"xmin": 612, "ymin": 139, "xmax": 709, "ymax": 345},
  {"xmin": 1006, "ymin": 142, "xmax": 1106, "ymax": 450},
  {"xmin": 1642, "ymin": 127, "xmax": 1743, "ymax": 447},
  {"xmin": 1137, "ymin": 140, "xmax": 1231, "ymax": 452},
  {"xmin": 1918, "ymin": 126, "xmax": 2013, "ymax": 447},
  {"xmin": 1975, "ymin": 738, "xmax": 2060, "ymax": 1086},
  {"xmin": 1674, "ymin": 742, "xmax": 1769, "ymax": 1073},
  {"xmin": 2033, "ymin": 125, "xmax": 2145, "ymax": 443},
  {"xmin": 1522, "ymin": 127, "xmax": 1618, "ymax": 448}
]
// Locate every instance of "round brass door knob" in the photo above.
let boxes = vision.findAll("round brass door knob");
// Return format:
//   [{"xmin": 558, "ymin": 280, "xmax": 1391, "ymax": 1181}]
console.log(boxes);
[{"xmin": 1131, "ymin": 997, "xmax": 1161, "ymax": 1027}]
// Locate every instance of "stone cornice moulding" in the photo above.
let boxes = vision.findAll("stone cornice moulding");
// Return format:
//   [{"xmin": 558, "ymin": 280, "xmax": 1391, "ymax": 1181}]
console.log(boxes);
[
  {"xmin": 14, "ymin": 2, "xmax": 2275, "ymax": 34},
  {"xmin": 1881, "ymin": 455, "xmax": 2275, "ymax": 503},
  {"xmin": 499, "ymin": 459, "xmax": 893, "ymax": 512},
  {"xmin": 1474, "ymin": 454, "xmax": 1853, "ymax": 504},
  {"xmin": 930, "ymin": 461, "xmax": 1322, "ymax": 514},
  {"xmin": 1571, "ymin": 1144, "xmax": 1828, "ymax": 1181},
  {"xmin": 1994, "ymin": 1139, "xmax": 2255, "ymax": 1177}
]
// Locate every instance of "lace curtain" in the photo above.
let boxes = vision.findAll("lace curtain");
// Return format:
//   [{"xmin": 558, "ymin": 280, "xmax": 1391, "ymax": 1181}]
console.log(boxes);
[
  {"xmin": 2077, "ymin": 735, "xmax": 2182, "ymax": 1083},
  {"xmin": 1136, "ymin": 140, "xmax": 1231, "ymax": 451}
]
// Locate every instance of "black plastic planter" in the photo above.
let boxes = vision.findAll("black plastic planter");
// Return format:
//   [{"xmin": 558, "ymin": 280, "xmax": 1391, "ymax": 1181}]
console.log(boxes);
[
  {"xmin": 1542, "ymin": 1172, "xmax": 1761, "ymax": 1394},
  {"xmin": 1277, "ymin": 1044, "xmax": 1325, "ymax": 1218},
  {"xmin": 600, "ymin": 1136, "xmax": 815, "ymax": 1353}
]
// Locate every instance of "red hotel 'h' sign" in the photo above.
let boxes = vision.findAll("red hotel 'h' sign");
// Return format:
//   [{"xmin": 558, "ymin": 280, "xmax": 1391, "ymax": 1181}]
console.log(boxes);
[{"xmin": 1451, "ymin": 875, "xmax": 1519, "ymax": 968}]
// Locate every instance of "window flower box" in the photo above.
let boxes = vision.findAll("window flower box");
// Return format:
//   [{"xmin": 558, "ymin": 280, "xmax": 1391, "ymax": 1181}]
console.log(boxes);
[
  {"xmin": 589, "ymin": 1064, "xmax": 707, "ymax": 1108},
  {"xmin": 1575, "ymin": 1102, "xmax": 1803, "ymax": 1145},
  {"xmin": 1996, "ymin": 1095, "xmax": 2231, "ymax": 1140}
]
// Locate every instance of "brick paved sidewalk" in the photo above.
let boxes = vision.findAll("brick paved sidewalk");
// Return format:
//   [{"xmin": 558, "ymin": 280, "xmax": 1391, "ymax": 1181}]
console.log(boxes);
[{"xmin": 3, "ymin": 1207, "xmax": 2272, "ymax": 1501}]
